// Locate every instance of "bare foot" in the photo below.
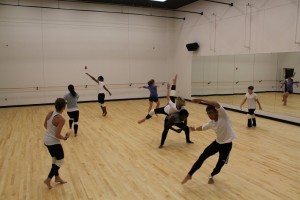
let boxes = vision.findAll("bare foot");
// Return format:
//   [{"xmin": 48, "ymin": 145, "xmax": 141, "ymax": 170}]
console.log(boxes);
[
  {"xmin": 55, "ymin": 176, "xmax": 67, "ymax": 184},
  {"xmin": 44, "ymin": 178, "xmax": 53, "ymax": 189},
  {"xmin": 181, "ymin": 175, "xmax": 192, "ymax": 184},
  {"xmin": 138, "ymin": 118, "xmax": 146, "ymax": 124},
  {"xmin": 208, "ymin": 177, "xmax": 214, "ymax": 184},
  {"xmin": 103, "ymin": 112, "xmax": 107, "ymax": 117},
  {"xmin": 158, "ymin": 145, "xmax": 163, "ymax": 149}
]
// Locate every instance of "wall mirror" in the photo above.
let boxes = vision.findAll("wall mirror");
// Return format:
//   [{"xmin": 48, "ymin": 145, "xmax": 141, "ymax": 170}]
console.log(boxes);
[{"xmin": 191, "ymin": 52, "xmax": 300, "ymax": 121}]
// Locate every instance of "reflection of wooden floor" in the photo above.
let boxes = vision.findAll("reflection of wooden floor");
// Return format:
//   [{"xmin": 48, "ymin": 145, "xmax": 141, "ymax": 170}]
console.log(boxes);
[
  {"xmin": 0, "ymin": 100, "xmax": 299, "ymax": 199},
  {"xmin": 200, "ymin": 93, "xmax": 300, "ymax": 118}
]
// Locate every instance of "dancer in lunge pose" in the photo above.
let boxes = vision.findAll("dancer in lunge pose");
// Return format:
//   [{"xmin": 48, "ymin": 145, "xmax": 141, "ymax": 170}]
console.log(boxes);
[
  {"xmin": 181, "ymin": 98, "xmax": 236, "ymax": 185},
  {"xmin": 138, "ymin": 74, "xmax": 185, "ymax": 124},
  {"xmin": 139, "ymin": 79, "xmax": 160, "ymax": 113},
  {"xmin": 158, "ymin": 109, "xmax": 193, "ymax": 148}
]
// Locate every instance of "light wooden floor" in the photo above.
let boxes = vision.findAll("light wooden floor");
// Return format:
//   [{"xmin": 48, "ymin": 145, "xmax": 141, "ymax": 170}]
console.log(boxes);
[{"xmin": 0, "ymin": 99, "xmax": 299, "ymax": 200}]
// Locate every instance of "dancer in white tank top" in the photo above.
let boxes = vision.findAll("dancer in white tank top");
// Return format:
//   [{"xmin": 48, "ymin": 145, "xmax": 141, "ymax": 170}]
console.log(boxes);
[{"xmin": 43, "ymin": 98, "xmax": 70, "ymax": 189}]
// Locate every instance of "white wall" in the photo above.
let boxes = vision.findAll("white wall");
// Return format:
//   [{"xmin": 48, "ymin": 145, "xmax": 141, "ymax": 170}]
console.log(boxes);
[
  {"xmin": 172, "ymin": 0, "xmax": 300, "ymax": 99},
  {"xmin": 1, "ymin": 0, "xmax": 300, "ymax": 107},
  {"xmin": 0, "ymin": 0, "xmax": 174, "ymax": 106}
]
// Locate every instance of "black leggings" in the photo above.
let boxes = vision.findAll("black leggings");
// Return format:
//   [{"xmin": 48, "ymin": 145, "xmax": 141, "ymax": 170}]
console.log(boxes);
[
  {"xmin": 188, "ymin": 140, "xmax": 232, "ymax": 177},
  {"xmin": 67, "ymin": 110, "xmax": 79, "ymax": 133},
  {"xmin": 67, "ymin": 110, "xmax": 79, "ymax": 122},
  {"xmin": 160, "ymin": 119, "xmax": 191, "ymax": 146},
  {"xmin": 45, "ymin": 144, "xmax": 64, "ymax": 178}
]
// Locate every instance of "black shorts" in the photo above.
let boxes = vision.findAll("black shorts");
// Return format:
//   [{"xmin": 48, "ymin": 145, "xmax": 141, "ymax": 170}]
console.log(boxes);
[
  {"xmin": 45, "ymin": 144, "xmax": 64, "ymax": 160},
  {"xmin": 149, "ymin": 97, "xmax": 159, "ymax": 102},
  {"xmin": 67, "ymin": 110, "xmax": 79, "ymax": 122},
  {"xmin": 98, "ymin": 93, "xmax": 105, "ymax": 104},
  {"xmin": 248, "ymin": 109, "xmax": 256, "ymax": 115},
  {"xmin": 287, "ymin": 91, "xmax": 293, "ymax": 94}
]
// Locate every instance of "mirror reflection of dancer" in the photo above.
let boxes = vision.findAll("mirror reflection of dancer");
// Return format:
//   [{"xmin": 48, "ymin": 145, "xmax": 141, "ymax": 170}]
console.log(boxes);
[
  {"xmin": 281, "ymin": 76, "xmax": 299, "ymax": 106},
  {"xmin": 181, "ymin": 98, "xmax": 236, "ymax": 185},
  {"xmin": 85, "ymin": 73, "xmax": 112, "ymax": 116},
  {"xmin": 64, "ymin": 85, "xmax": 79, "ymax": 136},
  {"xmin": 138, "ymin": 74, "xmax": 185, "ymax": 124},
  {"xmin": 139, "ymin": 79, "xmax": 160, "ymax": 113},
  {"xmin": 240, "ymin": 86, "xmax": 262, "ymax": 128},
  {"xmin": 43, "ymin": 98, "xmax": 70, "ymax": 189}
]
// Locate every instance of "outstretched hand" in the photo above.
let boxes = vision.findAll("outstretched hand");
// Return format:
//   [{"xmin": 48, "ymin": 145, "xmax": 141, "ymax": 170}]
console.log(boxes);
[
  {"xmin": 190, "ymin": 127, "xmax": 196, "ymax": 131},
  {"xmin": 191, "ymin": 99, "xmax": 202, "ymax": 103}
]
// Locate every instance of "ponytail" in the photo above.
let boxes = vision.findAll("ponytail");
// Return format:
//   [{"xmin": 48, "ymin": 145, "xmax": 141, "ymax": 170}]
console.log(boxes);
[{"xmin": 68, "ymin": 84, "xmax": 77, "ymax": 97}]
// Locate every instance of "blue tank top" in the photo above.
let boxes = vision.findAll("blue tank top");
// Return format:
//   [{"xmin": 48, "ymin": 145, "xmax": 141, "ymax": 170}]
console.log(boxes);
[{"xmin": 144, "ymin": 85, "xmax": 158, "ymax": 98}]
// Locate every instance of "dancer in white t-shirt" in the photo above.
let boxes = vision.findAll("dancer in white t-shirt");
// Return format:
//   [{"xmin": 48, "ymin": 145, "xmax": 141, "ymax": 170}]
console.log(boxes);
[
  {"xmin": 182, "ymin": 98, "xmax": 236, "ymax": 185},
  {"xmin": 86, "ymin": 73, "xmax": 112, "ymax": 116},
  {"xmin": 240, "ymin": 86, "xmax": 262, "ymax": 127}
]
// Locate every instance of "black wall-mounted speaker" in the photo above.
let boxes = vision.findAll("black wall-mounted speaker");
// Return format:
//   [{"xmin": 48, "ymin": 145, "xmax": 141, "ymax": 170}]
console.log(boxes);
[{"xmin": 186, "ymin": 42, "xmax": 199, "ymax": 51}]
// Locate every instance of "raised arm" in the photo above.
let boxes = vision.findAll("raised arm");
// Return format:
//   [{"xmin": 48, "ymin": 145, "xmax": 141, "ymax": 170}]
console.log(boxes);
[
  {"xmin": 166, "ymin": 83, "xmax": 170, "ymax": 102},
  {"xmin": 85, "ymin": 73, "xmax": 99, "ymax": 84},
  {"xmin": 191, "ymin": 98, "xmax": 220, "ymax": 109}
]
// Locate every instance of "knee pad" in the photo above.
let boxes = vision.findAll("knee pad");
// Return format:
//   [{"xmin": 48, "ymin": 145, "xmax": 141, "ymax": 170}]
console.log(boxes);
[
  {"xmin": 74, "ymin": 122, "xmax": 78, "ymax": 125},
  {"xmin": 52, "ymin": 157, "xmax": 56, "ymax": 164},
  {"xmin": 55, "ymin": 159, "xmax": 64, "ymax": 167},
  {"xmin": 69, "ymin": 118, "xmax": 74, "ymax": 121},
  {"xmin": 100, "ymin": 103, "xmax": 106, "ymax": 107},
  {"xmin": 247, "ymin": 114, "xmax": 251, "ymax": 119},
  {"xmin": 149, "ymin": 109, "xmax": 155, "ymax": 116}
]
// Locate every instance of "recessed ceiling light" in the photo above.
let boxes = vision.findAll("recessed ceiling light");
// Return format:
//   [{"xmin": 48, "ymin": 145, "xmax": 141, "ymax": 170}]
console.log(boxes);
[{"xmin": 151, "ymin": 0, "xmax": 167, "ymax": 2}]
